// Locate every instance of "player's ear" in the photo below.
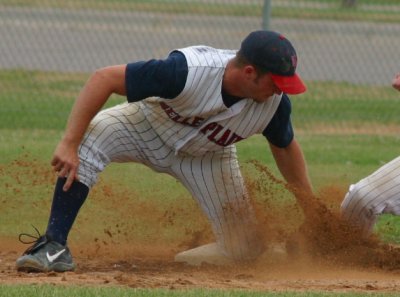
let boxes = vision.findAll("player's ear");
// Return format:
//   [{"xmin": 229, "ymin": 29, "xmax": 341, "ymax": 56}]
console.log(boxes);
[{"xmin": 243, "ymin": 65, "xmax": 257, "ymax": 79}]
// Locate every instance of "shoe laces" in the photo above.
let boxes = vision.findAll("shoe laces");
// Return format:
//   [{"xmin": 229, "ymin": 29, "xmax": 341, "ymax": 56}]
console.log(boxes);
[{"xmin": 18, "ymin": 225, "xmax": 48, "ymax": 254}]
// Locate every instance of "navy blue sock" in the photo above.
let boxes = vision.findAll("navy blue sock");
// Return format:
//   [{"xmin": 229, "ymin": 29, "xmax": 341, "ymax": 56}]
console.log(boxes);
[{"xmin": 46, "ymin": 177, "xmax": 89, "ymax": 245}]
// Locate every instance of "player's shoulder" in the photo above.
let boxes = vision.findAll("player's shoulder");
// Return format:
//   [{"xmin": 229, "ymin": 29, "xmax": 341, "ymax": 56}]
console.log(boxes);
[
  {"xmin": 179, "ymin": 45, "xmax": 235, "ymax": 55},
  {"xmin": 176, "ymin": 46, "xmax": 235, "ymax": 67},
  {"xmin": 281, "ymin": 93, "xmax": 291, "ymax": 105},
  {"xmin": 277, "ymin": 93, "xmax": 292, "ymax": 113}
]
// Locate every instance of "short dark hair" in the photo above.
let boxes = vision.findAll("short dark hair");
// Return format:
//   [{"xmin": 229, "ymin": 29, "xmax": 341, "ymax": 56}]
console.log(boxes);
[{"xmin": 233, "ymin": 51, "xmax": 268, "ymax": 77}]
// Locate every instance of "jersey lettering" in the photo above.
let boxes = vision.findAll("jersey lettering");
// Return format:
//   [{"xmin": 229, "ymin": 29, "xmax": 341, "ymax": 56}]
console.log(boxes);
[
  {"xmin": 200, "ymin": 123, "xmax": 244, "ymax": 146},
  {"xmin": 160, "ymin": 101, "xmax": 245, "ymax": 147},
  {"xmin": 160, "ymin": 102, "xmax": 204, "ymax": 127},
  {"xmin": 215, "ymin": 130, "xmax": 244, "ymax": 146},
  {"xmin": 204, "ymin": 123, "xmax": 223, "ymax": 141}
]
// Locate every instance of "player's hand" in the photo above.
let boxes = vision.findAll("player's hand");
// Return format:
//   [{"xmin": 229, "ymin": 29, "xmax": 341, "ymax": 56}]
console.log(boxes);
[
  {"xmin": 51, "ymin": 140, "xmax": 80, "ymax": 192},
  {"xmin": 392, "ymin": 73, "xmax": 400, "ymax": 91}
]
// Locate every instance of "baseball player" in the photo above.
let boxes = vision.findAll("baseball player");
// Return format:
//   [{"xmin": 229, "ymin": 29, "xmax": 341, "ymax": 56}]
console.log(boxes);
[
  {"xmin": 340, "ymin": 73, "xmax": 400, "ymax": 236},
  {"xmin": 16, "ymin": 30, "xmax": 314, "ymax": 272}
]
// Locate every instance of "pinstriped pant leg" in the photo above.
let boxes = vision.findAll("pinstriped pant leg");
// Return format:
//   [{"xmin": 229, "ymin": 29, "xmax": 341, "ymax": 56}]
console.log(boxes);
[
  {"xmin": 341, "ymin": 156, "xmax": 400, "ymax": 236},
  {"xmin": 171, "ymin": 146, "xmax": 264, "ymax": 261},
  {"xmin": 77, "ymin": 102, "xmax": 173, "ymax": 188},
  {"xmin": 75, "ymin": 101, "xmax": 264, "ymax": 261}
]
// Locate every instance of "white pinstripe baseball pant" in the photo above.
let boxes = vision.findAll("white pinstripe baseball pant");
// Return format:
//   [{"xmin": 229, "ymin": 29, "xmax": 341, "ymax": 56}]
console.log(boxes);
[
  {"xmin": 77, "ymin": 102, "xmax": 264, "ymax": 261},
  {"xmin": 341, "ymin": 156, "xmax": 400, "ymax": 236}
]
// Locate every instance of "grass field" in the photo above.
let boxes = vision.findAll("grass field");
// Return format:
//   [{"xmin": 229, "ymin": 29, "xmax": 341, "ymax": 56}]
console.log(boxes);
[
  {"xmin": 2, "ymin": 285, "xmax": 400, "ymax": 297},
  {"xmin": 1, "ymin": 68, "xmax": 400, "ymax": 295}
]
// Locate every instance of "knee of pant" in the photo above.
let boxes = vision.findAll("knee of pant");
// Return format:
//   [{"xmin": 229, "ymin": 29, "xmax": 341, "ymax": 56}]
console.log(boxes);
[
  {"xmin": 341, "ymin": 184, "xmax": 365, "ymax": 215},
  {"xmin": 342, "ymin": 191, "xmax": 378, "ymax": 224},
  {"xmin": 236, "ymin": 242, "xmax": 264, "ymax": 261},
  {"xmin": 218, "ymin": 231, "xmax": 264, "ymax": 261},
  {"xmin": 76, "ymin": 173, "xmax": 98, "ymax": 189},
  {"xmin": 77, "ymin": 160, "xmax": 102, "ymax": 189},
  {"xmin": 223, "ymin": 244, "xmax": 264, "ymax": 262},
  {"xmin": 340, "ymin": 190, "xmax": 354, "ymax": 218}
]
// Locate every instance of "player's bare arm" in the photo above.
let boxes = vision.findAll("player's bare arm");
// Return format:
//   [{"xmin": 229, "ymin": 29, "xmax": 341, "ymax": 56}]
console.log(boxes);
[
  {"xmin": 269, "ymin": 139, "xmax": 314, "ymax": 209},
  {"xmin": 52, "ymin": 64, "xmax": 127, "ymax": 191}
]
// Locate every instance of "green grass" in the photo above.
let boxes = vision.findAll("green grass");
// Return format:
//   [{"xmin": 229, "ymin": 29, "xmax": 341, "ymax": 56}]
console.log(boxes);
[
  {"xmin": 4, "ymin": 70, "xmax": 398, "ymax": 189},
  {"xmin": 1, "ymin": 71, "xmax": 399, "ymax": 131},
  {"xmin": 0, "ymin": 285, "xmax": 399, "ymax": 297},
  {"xmin": 292, "ymin": 81, "xmax": 400, "ymax": 127},
  {"xmin": 0, "ymin": 70, "xmax": 125, "ymax": 130},
  {"xmin": 0, "ymin": 0, "xmax": 399, "ymax": 23},
  {"xmin": 1, "ymin": 69, "xmax": 400, "ymax": 295}
]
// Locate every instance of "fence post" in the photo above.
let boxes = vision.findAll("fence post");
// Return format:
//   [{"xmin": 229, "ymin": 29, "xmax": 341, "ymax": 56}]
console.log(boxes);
[{"xmin": 262, "ymin": 0, "xmax": 271, "ymax": 30}]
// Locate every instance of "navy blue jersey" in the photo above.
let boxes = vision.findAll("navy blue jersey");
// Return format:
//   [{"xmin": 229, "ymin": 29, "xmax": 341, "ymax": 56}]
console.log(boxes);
[{"xmin": 125, "ymin": 51, "xmax": 293, "ymax": 148}]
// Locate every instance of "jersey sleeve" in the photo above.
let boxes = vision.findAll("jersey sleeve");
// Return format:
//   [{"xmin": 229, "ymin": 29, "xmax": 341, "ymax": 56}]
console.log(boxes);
[
  {"xmin": 125, "ymin": 51, "xmax": 188, "ymax": 102},
  {"xmin": 262, "ymin": 93, "xmax": 294, "ymax": 148}
]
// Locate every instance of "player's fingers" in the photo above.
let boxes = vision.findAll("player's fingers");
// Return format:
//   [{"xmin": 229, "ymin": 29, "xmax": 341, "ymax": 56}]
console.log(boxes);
[
  {"xmin": 51, "ymin": 155, "xmax": 67, "ymax": 173},
  {"xmin": 58, "ymin": 165, "xmax": 70, "ymax": 179},
  {"xmin": 62, "ymin": 169, "xmax": 75, "ymax": 192},
  {"xmin": 63, "ymin": 175, "xmax": 74, "ymax": 192},
  {"xmin": 52, "ymin": 162, "xmax": 64, "ymax": 172},
  {"xmin": 50, "ymin": 153, "xmax": 63, "ymax": 166},
  {"xmin": 62, "ymin": 166, "xmax": 80, "ymax": 192}
]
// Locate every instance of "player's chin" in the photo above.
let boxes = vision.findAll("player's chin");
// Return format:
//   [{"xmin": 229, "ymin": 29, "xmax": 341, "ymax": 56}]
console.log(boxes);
[{"xmin": 252, "ymin": 96, "xmax": 270, "ymax": 103}]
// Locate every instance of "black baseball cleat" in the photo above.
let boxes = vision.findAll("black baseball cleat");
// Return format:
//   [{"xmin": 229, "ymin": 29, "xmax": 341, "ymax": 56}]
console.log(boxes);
[{"xmin": 16, "ymin": 230, "xmax": 75, "ymax": 273}]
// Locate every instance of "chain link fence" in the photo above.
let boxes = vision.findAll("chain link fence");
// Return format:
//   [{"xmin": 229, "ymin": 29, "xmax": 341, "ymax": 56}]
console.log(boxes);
[{"xmin": 1, "ymin": 0, "xmax": 399, "ymax": 131}]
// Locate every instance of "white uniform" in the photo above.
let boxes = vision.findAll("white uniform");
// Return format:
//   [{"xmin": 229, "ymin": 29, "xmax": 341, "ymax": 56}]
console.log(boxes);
[
  {"xmin": 77, "ymin": 46, "xmax": 282, "ymax": 260},
  {"xmin": 341, "ymin": 156, "xmax": 400, "ymax": 236}
]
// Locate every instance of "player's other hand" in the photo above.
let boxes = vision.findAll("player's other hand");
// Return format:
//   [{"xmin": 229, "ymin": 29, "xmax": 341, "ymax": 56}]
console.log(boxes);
[
  {"xmin": 51, "ymin": 140, "xmax": 80, "ymax": 192},
  {"xmin": 392, "ymin": 73, "xmax": 400, "ymax": 91}
]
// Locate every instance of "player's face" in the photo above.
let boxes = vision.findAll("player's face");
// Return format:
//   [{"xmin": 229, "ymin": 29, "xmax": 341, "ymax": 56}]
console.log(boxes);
[
  {"xmin": 248, "ymin": 72, "xmax": 282, "ymax": 102},
  {"xmin": 240, "ymin": 67, "xmax": 281, "ymax": 102}
]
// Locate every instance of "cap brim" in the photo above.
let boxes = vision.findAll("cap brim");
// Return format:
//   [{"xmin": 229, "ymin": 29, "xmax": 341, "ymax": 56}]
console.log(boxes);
[{"xmin": 270, "ymin": 73, "xmax": 306, "ymax": 95}]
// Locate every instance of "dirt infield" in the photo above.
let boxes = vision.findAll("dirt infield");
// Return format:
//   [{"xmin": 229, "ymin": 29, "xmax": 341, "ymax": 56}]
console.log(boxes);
[
  {"xmin": 2, "ymin": 239, "xmax": 400, "ymax": 292},
  {"xmin": 1, "ymin": 156, "xmax": 400, "ymax": 293}
]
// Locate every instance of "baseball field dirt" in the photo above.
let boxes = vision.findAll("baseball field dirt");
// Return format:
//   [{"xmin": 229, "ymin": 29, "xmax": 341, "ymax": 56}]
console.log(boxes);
[{"xmin": 1, "ymin": 155, "xmax": 400, "ymax": 293}]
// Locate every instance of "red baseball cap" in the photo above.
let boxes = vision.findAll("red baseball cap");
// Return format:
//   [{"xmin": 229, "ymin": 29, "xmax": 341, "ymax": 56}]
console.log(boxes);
[
  {"xmin": 238, "ymin": 30, "xmax": 307, "ymax": 95},
  {"xmin": 270, "ymin": 73, "xmax": 306, "ymax": 95}
]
